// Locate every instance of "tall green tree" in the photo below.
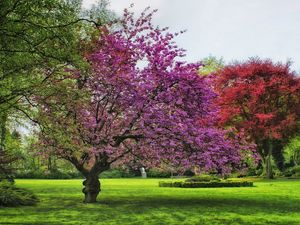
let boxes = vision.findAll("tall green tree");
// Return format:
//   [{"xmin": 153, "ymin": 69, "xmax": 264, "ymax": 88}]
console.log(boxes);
[{"xmin": 0, "ymin": 0, "xmax": 113, "ymax": 180}]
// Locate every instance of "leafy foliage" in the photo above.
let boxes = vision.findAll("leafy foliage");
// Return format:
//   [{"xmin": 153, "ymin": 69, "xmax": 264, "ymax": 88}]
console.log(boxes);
[
  {"xmin": 15, "ymin": 169, "xmax": 82, "ymax": 179},
  {"xmin": 159, "ymin": 180, "xmax": 253, "ymax": 188},
  {"xmin": 185, "ymin": 174, "xmax": 221, "ymax": 182},
  {"xmin": 284, "ymin": 136, "xmax": 300, "ymax": 165},
  {"xmin": 0, "ymin": 181, "xmax": 38, "ymax": 206},
  {"xmin": 0, "ymin": 0, "xmax": 84, "ymax": 182},
  {"xmin": 31, "ymin": 7, "xmax": 257, "ymax": 202},
  {"xmin": 199, "ymin": 56, "xmax": 224, "ymax": 76},
  {"xmin": 0, "ymin": 151, "xmax": 16, "ymax": 182},
  {"xmin": 215, "ymin": 58, "xmax": 300, "ymax": 177},
  {"xmin": 0, "ymin": 0, "xmax": 86, "ymax": 110},
  {"xmin": 36, "ymin": 7, "xmax": 253, "ymax": 181},
  {"xmin": 215, "ymin": 58, "xmax": 300, "ymax": 141},
  {"xmin": 0, "ymin": 0, "xmax": 113, "ymax": 185}
]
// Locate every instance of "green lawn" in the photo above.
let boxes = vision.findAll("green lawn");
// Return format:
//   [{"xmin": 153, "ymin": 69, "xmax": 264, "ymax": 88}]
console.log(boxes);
[{"xmin": 0, "ymin": 178, "xmax": 300, "ymax": 225}]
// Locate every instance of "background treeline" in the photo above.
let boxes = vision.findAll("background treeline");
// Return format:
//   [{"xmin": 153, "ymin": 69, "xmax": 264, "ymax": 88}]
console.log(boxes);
[
  {"xmin": 0, "ymin": 0, "xmax": 299, "ymax": 181},
  {"xmin": 9, "ymin": 126, "xmax": 300, "ymax": 179}
]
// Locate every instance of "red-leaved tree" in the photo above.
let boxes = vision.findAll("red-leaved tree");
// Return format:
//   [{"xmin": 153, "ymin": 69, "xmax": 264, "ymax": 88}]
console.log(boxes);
[
  {"xmin": 215, "ymin": 58, "xmax": 300, "ymax": 178},
  {"xmin": 35, "ymin": 8, "xmax": 254, "ymax": 202}
]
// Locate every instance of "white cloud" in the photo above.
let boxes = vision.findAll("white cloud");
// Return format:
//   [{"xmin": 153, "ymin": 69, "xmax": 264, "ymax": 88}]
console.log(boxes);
[{"xmin": 82, "ymin": 0, "xmax": 300, "ymax": 72}]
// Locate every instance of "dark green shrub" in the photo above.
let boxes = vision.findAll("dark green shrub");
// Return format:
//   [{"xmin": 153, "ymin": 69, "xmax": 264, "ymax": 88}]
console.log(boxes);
[
  {"xmin": 0, "ymin": 181, "xmax": 38, "ymax": 206},
  {"xmin": 15, "ymin": 170, "xmax": 82, "ymax": 179},
  {"xmin": 15, "ymin": 170, "xmax": 42, "ymax": 179},
  {"xmin": 255, "ymin": 168, "xmax": 263, "ymax": 176},
  {"xmin": 181, "ymin": 181, "xmax": 253, "ymax": 188},
  {"xmin": 185, "ymin": 174, "xmax": 221, "ymax": 182},
  {"xmin": 100, "ymin": 169, "xmax": 124, "ymax": 178},
  {"xmin": 283, "ymin": 166, "xmax": 300, "ymax": 177},
  {"xmin": 159, "ymin": 180, "xmax": 253, "ymax": 188},
  {"xmin": 46, "ymin": 171, "xmax": 70, "ymax": 179},
  {"xmin": 291, "ymin": 166, "xmax": 300, "ymax": 178},
  {"xmin": 245, "ymin": 168, "xmax": 257, "ymax": 176},
  {"xmin": 147, "ymin": 169, "xmax": 171, "ymax": 178},
  {"xmin": 172, "ymin": 182, "xmax": 183, "ymax": 187},
  {"xmin": 283, "ymin": 169, "xmax": 294, "ymax": 177},
  {"xmin": 183, "ymin": 170, "xmax": 195, "ymax": 176},
  {"xmin": 100, "ymin": 169, "xmax": 135, "ymax": 178},
  {"xmin": 292, "ymin": 165, "xmax": 300, "ymax": 173},
  {"xmin": 158, "ymin": 181, "xmax": 177, "ymax": 187},
  {"xmin": 159, "ymin": 181, "xmax": 184, "ymax": 187},
  {"xmin": 274, "ymin": 170, "xmax": 283, "ymax": 177}
]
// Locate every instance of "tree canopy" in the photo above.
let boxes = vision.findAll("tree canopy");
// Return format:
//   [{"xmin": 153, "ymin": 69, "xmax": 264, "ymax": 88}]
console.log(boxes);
[
  {"xmin": 215, "ymin": 58, "xmax": 300, "ymax": 178},
  {"xmin": 35, "ymin": 8, "xmax": 254, "ymax": 202},
  {"xmin": 0, "ymin": 0, "xmax": 115, "ymax": 180}
]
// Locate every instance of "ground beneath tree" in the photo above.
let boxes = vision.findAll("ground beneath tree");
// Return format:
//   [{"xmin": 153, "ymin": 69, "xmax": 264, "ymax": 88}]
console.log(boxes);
[{"xmin": 0, "ymin": 178, "xmax": 299, "ymax": 225}]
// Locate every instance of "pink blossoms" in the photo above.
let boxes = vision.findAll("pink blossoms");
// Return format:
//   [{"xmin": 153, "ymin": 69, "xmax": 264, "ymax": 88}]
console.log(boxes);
[{"xmin": 36, "ymin": 7, "xmax": 255, "ymax": 202}]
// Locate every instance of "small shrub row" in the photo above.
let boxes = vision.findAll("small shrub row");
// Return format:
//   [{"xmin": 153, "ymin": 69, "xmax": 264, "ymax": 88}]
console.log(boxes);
[
  {"xmin": 15, "ymin": 170, "xmax": 82, "ymax": 179},
  {"xmin": 159, "ymin": 180, "xmax": 253, "ymax": 188},
  {"xmin": 0, "ymin": 181, "xmax": 38, "ymax": 207}
]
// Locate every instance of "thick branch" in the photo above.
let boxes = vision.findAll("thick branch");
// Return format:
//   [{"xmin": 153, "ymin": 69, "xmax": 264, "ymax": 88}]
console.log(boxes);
[{"xmin": 112, "ymin": 134, "xmax": 144, "ymax": 147}]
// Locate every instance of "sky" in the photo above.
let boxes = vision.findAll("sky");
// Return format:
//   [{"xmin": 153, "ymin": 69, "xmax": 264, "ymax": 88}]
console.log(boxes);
[{"xmin": 82, "ymin": 0, "xmax": 300, "ymax": 72}]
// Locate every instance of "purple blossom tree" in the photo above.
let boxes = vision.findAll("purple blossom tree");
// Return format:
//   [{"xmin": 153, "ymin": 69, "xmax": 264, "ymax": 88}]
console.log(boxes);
[{"xmin": 36, "ymin": 7, "xmax": 254, "ymax": 203}]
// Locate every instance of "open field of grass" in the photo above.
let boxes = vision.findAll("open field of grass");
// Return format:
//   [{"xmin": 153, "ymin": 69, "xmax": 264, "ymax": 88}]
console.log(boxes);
[{"xmin": 0, "ymin": 178, "xmax": 300, "ymax": 225}]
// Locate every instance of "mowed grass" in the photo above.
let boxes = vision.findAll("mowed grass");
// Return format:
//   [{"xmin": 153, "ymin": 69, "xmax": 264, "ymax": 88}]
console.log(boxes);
[{"xmin": 0, "ymin": 178, "xmax": 300, "ymax": 225}]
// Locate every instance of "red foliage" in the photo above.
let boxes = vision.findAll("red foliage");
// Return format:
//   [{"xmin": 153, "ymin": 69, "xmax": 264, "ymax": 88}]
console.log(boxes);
[{"xmin": 215, "ymin": 58, "xmax": 300, "ymax": 142}]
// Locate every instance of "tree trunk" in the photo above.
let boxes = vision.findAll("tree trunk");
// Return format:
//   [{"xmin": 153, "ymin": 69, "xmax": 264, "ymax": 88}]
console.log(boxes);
[
  {"xmin": 48, "ymin": 157, "xmax": 52, "ymax": 171},
  {"xmin": 266, "ymin": 140, "xmax": 274, "ymax": 179},
  {"xmin": 0, "ymin": 112, "xmax": 7, "ymax": 151},
  {"xmin": 82, "ymin": 174, "xmax": 101, "ymax": 203}
]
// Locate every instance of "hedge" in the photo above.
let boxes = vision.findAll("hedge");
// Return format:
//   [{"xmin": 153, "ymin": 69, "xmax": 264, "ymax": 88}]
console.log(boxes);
[
  {"xmin": 15, "ymin": 170, "xmax": 82, "ymax": 179},
  {"xmin": 159, "ymin": 181, "xmax": 253, "ymax": 188},
  {"xmin": 185, "ymin": 175, "xmax": 221, "ymax": 182}
]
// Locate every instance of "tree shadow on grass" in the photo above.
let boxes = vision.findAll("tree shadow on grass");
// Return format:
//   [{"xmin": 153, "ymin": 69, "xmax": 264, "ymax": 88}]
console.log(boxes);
[
  {"xmin": 30, "ymin": 194, "xmax": 300, "ymax": 214},
  {"xmin": 98, "ymin": 195, "xmax": 300, "ymax": 213}
]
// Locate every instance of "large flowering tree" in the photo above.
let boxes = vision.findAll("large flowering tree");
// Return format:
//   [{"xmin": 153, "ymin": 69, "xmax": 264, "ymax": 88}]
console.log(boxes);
[
  {"xmin": 36, "ymin": 8, "xmax": 253, "ymax": 203},
  {"xmin": 215, "ymin": 58, "xmax": 300, "ymax": 178}
]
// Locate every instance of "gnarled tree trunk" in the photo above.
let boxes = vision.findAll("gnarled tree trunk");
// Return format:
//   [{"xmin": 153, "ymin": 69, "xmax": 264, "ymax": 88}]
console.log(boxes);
[
  {"xmin": 67, "ymin": 155, "xmax": 109, "ymax": 203},
  {"xmin": 82, "ymin": 174, "xmax": 101, "ymax": 203}
]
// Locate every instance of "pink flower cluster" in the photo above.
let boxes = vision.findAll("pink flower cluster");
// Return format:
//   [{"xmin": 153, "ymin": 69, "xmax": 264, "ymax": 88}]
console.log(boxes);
[{"xmin": 37, "ymin": 7, "xmax": 255, "ymax": 175}]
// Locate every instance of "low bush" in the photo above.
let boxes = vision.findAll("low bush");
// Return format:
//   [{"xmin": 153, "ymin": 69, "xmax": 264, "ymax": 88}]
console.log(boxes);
[
  {"xmin": 292, "ymin": 166, "xmax": 300, "ymax": 178},
  {"xmin": 100, "ymin": 169, "xmax": 135, "ymax": 178},
  {"xmin": 182, "ymin": 181, "xmax": 253, "ymax": 188},
  {"xmin": 159, "ymin": 180, "xmax": 253, "ymax": 188},
  {"xmin": 292, "ymin": 165, "xmax": 300, "ymax": 174},
  {"xmin": 283, "ymin": 166, "xmax": 300, "ymax": 178},
  {"xmin": 185, "ymin": 174, "xmax": 221, "ymax": 182},
  {"xmin": 15, "ymin": 170, "xmax": 82, "ymax": 179},
  {"xmin": 0, "ymin": 181, "xmax": 38, "ymax": 207},
  {"xmin": 159, "ymin": 181, "xmax": 183, "ymax": 187},
  {"xmin": 100, "ymin": 169, "xmax": 124, "ymax": 178},
  {"xmin": 283, "ymin": 168, "xmax": 294, "ymax": 177},
  {"xmin": 147, "ymin": 169, "xmax": 171, "ymax": 178}
]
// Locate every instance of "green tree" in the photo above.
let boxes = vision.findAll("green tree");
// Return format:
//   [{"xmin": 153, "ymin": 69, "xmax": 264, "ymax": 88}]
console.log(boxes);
[
  {"xmin": 284, "ymin": 136, "xmax": 300, "ymax": 166},
  {"xmin": 0, "ymin": 0, "xmax": 113, "ymax": 180},
  {"xmin": 199, "ymin": 56, "xmax": 224, "ymax": 76}
]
